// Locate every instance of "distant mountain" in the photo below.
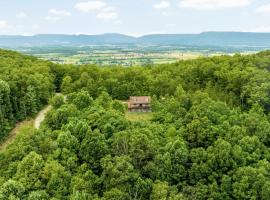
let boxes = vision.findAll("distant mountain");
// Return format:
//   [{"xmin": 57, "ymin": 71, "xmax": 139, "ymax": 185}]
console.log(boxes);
[
  {"xmin": 0, "ymin": 32, "xmax": 270, "ymax": 47},
  {"xmin": 0, "ymin": 33, "xmax": 136, "ymax": 47},
  {"xmin": 139, "ymin": 32, "xmax": 270, "ymax": 46}
]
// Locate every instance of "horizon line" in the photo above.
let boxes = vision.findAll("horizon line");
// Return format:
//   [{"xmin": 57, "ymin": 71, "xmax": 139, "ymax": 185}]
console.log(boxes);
[{"xmin": 0, "ymin": 31, "xmax": 270, "ymax": 37}]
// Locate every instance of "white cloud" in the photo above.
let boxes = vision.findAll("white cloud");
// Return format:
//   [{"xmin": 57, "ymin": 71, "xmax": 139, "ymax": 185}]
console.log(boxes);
[
  {"xmin": 75, "ymin": 1, "xmax": 107, "ymax": 12},
  {"xmin": 179, "ymin": 0, "xmax": 251, "ymax": 10},
  {"xmin": 45, "ymin": 9, "xmax": 71, "ymax": 21},
  {"xmin": 49, "ymin": 9, "xmax": 72, "ymax": 17},
  {"xmin": 96, "ymin": 6, "xmax": 119, "ymax": 20},
  {"xmin": 17, "ymin": 12, "xmax": 28, "ymax": 18},
  {"xmin": 75, "ymin": 1, "xmax": 119, "ymax": 22},
  {"xmin": 256, "ymin": 3, "xmax": 270, "ymax": 14},
  {"xmin": 154, "ymin": 1, "xmax": 171, "ymax": 9},
  {"xmin": 0, "ymin": 20, "xmax": 8, "ymax": 29},
  {"xmin": 101, "ymin": 6, "xmax": 115, "ymax": 12}
]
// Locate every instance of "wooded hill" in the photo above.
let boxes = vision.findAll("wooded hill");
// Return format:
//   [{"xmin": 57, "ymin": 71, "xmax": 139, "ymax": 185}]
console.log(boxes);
[
  {"xmin": 0, "ymin": 50, "xmax": 54, "ymax": 141},
  {"xmin": 1, "ymin": 49, "xmax": 270, "ymax": 199}
]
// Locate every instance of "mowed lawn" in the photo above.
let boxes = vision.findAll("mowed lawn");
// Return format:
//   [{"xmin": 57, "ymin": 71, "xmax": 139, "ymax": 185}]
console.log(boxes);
[{"xmin": 125, "ymin": 112, "xmax": 153, "ymax": 122}]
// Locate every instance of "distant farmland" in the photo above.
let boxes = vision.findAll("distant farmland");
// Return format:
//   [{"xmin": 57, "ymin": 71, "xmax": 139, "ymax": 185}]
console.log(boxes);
[{"xmin": 15, "ymin": 44, "xmax": 259, "ymax": 66}]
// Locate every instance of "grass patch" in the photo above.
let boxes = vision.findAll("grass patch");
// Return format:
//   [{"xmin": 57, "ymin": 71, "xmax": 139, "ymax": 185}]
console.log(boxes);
[
  {"xmin": 0, "ymin": 120, "xmax": 34, "ymax": 151},
  {"xmin": 125, "ymin": 112, "xmax": 153, "ymax": 122}
]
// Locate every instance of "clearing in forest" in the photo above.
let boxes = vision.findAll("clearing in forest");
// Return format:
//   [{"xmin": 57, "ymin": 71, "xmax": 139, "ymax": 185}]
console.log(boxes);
[{"xmin": 125, "ymin": 112, "xmax": 153, "ymax": 122}]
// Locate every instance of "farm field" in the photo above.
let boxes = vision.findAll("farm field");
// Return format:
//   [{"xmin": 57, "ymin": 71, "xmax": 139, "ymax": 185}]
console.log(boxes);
[{"xmin": 14, "ymin": 44, "xmax": 259, "ymax": 66}]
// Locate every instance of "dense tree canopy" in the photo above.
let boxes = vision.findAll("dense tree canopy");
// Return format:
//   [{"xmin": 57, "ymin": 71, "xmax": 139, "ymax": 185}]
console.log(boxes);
[
  {"xmin": 0, "ymin": 49, "xmax": 55, "ymax": 141},
  {"xmin": 1, "ymin": 49, "xmax": 270, "ymax": 199}
]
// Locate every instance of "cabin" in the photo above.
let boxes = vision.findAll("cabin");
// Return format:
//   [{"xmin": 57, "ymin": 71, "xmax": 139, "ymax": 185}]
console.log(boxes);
[{"xmin": 128, "ymin": 96, "xmax": 151, "ymax": 112}]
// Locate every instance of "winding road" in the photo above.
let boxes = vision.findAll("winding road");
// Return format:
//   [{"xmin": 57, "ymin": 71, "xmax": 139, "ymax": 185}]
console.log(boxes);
[
  {"xmin": 0, "ymin": 105, "xmax": 52, "ymax": 151},
  {"xmin": 34, "ymin": 105, "xmax": 52, "ymax": 129},
  {"xmin": 34, "ymin": 93, "xmax": 65, "ymax": 129},
  {"xmin": 0, "ymin": 94, "xmax": 65, "ymax": 151}
]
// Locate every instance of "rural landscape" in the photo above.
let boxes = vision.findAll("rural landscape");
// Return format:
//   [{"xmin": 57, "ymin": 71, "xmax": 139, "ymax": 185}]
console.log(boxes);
[
  {"xmin": 1, "ymin": 0, "xmax": 270, "ymax": 199},
  {"xmin": 2, "ymin": 32, "xmax": 270, "ymax": 66}
]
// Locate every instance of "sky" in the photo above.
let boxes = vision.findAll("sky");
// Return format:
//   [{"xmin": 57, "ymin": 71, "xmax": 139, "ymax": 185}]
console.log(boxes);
[{"xmin": 0, "ymin": 0, "xmax": 270, "ymax": 36}]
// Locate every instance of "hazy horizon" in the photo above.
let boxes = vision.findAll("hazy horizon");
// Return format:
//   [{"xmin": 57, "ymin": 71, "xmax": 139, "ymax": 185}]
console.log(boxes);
[{"xmin": 1, "ymin": 31, "xmax": 270, "ymax": 37}]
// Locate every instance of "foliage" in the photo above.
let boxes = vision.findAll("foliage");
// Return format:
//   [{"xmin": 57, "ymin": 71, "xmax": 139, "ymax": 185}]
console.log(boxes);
[
  {"xmin": 1, "ymin": 50, "xmax": 270, "ymax": 199},
  {"xmin": 0, "ymin": 49, "xmax": 54, "ymax": 141}
]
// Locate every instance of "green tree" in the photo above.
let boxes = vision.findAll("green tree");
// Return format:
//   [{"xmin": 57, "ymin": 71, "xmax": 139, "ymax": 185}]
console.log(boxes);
[
  {"xmin": 0, "ymin": 180, "xmax": 25, "ymax": 200},
  {"xmin": 50, "ymin": 94, "xmax": 65, "ymax": 109},
  {"xmin": 80, "ymin": 129, "xmax": 109, "ymax": 172},
  {"xmin": 15, "ymin": 151, "xmax": 44, "ymax": 191}
]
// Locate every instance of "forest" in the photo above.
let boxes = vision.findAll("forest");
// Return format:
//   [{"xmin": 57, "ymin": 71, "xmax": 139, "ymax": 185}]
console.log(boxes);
[{"xmin": 1, "ymin": 49, "xmax": 270, "ymax": 199}]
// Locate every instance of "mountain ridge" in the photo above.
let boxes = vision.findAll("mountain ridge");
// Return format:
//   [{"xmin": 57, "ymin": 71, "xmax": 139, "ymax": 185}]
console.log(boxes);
[{"xmin": 0, "ymin": 32, "xmax": 270, "ymax": 47}]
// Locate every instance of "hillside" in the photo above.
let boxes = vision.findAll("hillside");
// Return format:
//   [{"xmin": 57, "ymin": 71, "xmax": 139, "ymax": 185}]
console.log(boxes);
[
  {"xmin": 1, "ymin": 50, "xmax": 270, "ymax": 199},
  {"xmin": 0, "ymin": 49, "xmax": 55, "ymax": 141}
]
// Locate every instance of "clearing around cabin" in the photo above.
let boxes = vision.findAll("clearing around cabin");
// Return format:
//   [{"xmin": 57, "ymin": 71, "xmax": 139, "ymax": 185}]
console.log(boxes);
[{"xmin": 125, "ymin": 112, "xmax": 153, "ymax": 122}]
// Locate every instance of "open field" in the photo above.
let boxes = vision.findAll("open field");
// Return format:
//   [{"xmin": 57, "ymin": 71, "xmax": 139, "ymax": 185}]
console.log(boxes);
[
  {"xmin": 32, "ymin": 46, "xmax": 204, "ymax": 66},
  {"xmin": 14, "ymin": 44, "xmax": 261, "ymax": 66},
  {"xmin": 125, "ymin": 112, "xmax": 153, "ymax": 122}
]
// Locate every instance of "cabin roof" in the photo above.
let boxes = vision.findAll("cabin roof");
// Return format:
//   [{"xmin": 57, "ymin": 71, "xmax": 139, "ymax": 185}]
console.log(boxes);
[{"xmin": 128, "ymin": 96, "xmax": 151, "ymax": 104}]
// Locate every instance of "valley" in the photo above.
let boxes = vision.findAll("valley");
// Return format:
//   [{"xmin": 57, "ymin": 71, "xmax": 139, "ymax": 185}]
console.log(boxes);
[
  {"xmin": 2, "ymin": 32, "xmax": 270, "ymax": 66},
  {"xmin": 1, "ymin": 0, "xmax": 270, "ymax": 198},
  {"xmin": 15, "ymin": 44, "xmax": 261, "ymax": 66}
]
